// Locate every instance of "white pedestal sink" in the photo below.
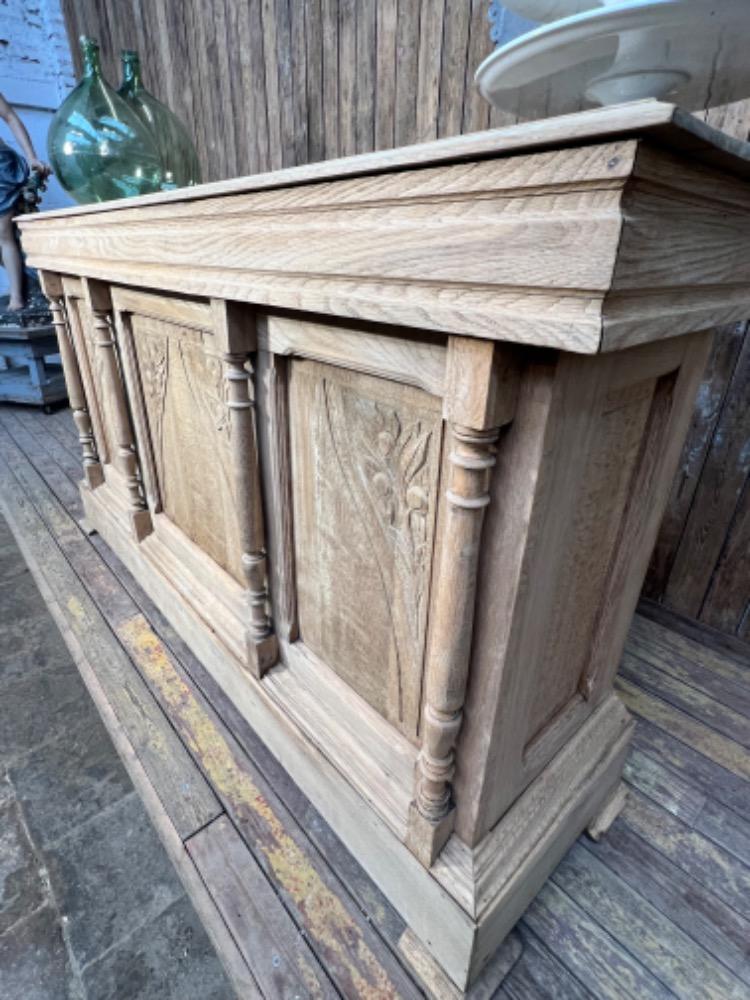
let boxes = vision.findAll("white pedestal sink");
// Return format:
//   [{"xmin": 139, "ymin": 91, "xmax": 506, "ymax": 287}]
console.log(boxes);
[{"xmin": 477, "ymin": 0, "xmax": 750, "ymax": 114}]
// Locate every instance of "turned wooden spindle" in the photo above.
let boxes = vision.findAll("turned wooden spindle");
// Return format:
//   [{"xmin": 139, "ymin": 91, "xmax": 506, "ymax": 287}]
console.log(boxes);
[
  {"xmin": 85, "ymin": 281, "xmax": 152, "ymax": 541},
  {"xmin": 47, "ymin": 291, "xmax": 104, "ymax": 489},
  {"xmin": 223, "ymin": 350, "xmax": 278, "ymax": 677},
  {"xmin": 407, "ymin": 423, "xmax": 500, "ymax": 865}
]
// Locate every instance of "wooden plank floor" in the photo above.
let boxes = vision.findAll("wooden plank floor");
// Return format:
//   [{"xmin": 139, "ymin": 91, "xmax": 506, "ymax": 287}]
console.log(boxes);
[{"xmin": 1, "ymin": 401, "xmax": 749, "ymax": 1000}]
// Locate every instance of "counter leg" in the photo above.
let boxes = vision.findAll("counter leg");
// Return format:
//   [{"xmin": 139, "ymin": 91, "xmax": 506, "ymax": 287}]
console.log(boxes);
[
  {"xmin": 40, "ymin": 271, "xmax": 104, "ymax": 490},
  {"xmin": 84, "ymin": 278, "xmax": 151, "ymax": 541}
]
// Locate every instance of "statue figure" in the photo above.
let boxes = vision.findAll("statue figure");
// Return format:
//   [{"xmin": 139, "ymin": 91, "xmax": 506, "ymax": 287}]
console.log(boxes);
[{"xmin": 0, "ymin": 93, "xmax": 52, "ymax": 312}]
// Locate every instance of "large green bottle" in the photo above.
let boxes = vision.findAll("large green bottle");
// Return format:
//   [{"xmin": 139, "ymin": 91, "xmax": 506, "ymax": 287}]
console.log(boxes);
[
  {"xmin": 118, "ymin": 50, "xmax": 201, "ymax": 190},
  {"xmin": 47, "ymin": 37, "xmax": 163, "ymax": 203}
]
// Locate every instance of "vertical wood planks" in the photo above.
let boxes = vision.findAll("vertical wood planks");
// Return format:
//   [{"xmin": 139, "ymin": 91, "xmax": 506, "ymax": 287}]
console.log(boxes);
[
  {"xmin": 354, "ymin": 0, "xmax": 376, "ymax": 154},
  {"xmin": 58, "ymin": 2, "xmax": 750, "ymax": 640},
  {"xmin": 643, "ymin": 323, "xmax": 746, "ymax": 600},
  {"xmin": 415, "ymin": 0, "xmax": 445, "ymax": 144},
  {"xmin": 643, "ymin": 95, "xmax": 750, "ymax": 639},
  {"xmin": 701, "ymin": 491, "xmax": 750, "ymax": 638},
  {"xmin": 394, "ymin": 0, "xmax": 420, "ymax": 149},
  {"xmin": 305, "ymin": 0, "xmax": 325, "ymax": 164},
  {"xmin": 321, "ymin": 0, "xmax": 339, "ymax": 160},
  {"xmin": 462, "ymin": 0, "xmax": 493, "ymax": 135},
  {"xmin": 337, "ymin": 0, "xmax": 357, "ymax": 157},
  {"xmin": 290, "ymin": 0, "xmax": 309, "ymax": 164},
  {"xmin": 273, "ymin": 0, "xmax": 296, "ymax": 168},
  {"xmin": 664, "ymin": 334, "xmax": 750, "ymax": 619},
  {"xmin": 60, "ymin": 0, "xmax": 520, "ymax": 178},
  {"xmin": 438, "ymin": 1, "xmax": 472, "ymax": 139},
  {"xmin": 375, "ymin": 0, "xmax": 397, "ymax": 151}
]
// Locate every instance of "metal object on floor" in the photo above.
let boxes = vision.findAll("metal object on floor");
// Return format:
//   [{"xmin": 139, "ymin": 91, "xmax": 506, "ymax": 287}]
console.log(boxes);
[{"xmin": 0, "ymin": 322, "xmax": 67, "ymax": 411}]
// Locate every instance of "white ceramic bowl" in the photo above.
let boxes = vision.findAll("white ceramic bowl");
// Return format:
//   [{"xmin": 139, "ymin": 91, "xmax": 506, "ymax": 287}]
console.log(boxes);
[
  {"xmin": 500, "ymin": 1, "xmax": 602, "ymax": 23},
  {"xmin": 477, "ymin": 0, "xmax": 750, "ymax": 114}
]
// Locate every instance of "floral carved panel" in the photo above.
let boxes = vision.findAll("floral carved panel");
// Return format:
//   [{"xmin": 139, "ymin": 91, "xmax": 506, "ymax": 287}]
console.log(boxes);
[
  {"xmin": 131, "ymin": 313, "xmax": 243, "ymax": 583},
  {"xmin": 289, "ymin": 359, "xmax": 444, "ymax": 741}
]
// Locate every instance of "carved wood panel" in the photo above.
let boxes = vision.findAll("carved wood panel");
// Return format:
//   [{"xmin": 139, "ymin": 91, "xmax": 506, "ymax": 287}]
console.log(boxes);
[
  {"xmin": 289, "ymin": 359, "xmax": 444, "ymax": 742},
  {"xmin": 525, "ymin": 377, "xmax": 656, "ymax": 741},
  {"xmin": 129, "ymin": 313, "xmax": 244, "ymax": 583}
]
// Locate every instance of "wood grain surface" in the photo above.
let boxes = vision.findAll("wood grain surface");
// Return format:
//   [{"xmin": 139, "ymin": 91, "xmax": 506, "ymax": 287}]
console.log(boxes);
[
  {"xmin": 54, "ymin": 1, "xmax": 750, "ymax": 639},
  {"xmin": 1, "ymin": 400, "xmax": 748, "ymax": 999}
]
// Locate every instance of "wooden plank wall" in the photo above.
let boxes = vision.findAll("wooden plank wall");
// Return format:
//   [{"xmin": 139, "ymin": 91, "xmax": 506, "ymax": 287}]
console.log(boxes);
[
  {"xmin": 60, "ymin": 0, "xmax": 518, "ymax": 178},
  {"xmin": 643, "ymin": 102, "xmax": 750, "ymax": 642},
  {"xmin": 58, "ymin": 0, "xmax": 749, "ymax": 640}
]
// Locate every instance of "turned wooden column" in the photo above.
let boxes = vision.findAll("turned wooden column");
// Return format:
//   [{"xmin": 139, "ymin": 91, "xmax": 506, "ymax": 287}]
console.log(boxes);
[
  {"xmin": 408, "ymin": 424, "xmax": 500, "ymax": 865},
  {"xmin": 83, "ymin": 279, "xmax": 152, "ymax": 541},
  {"xmin": 223, "ymin": 350, "xmax": 278, "ymax": 676},
  {"xmin": 407, "ymin": 338, "xmax": 519, "ymax": 867},
  {"xmin": 40, "ymin": 271, "xmax": 103, "ymax": 490},
  {"xmin": 213, "ymin": 300, "xmax": 278, "ymax": 677}
]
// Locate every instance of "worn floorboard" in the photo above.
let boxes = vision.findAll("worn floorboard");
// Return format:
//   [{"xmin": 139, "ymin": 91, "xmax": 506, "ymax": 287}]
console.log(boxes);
[{"xmin": 1, "ymin": 402, "xmax": 749, "ymax": 1000}]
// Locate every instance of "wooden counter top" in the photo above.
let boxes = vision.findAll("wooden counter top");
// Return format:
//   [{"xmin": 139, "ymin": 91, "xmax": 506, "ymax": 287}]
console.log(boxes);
[{"xmin": 20, "ymin": 101, "xmax": 750, "ymax": 354}]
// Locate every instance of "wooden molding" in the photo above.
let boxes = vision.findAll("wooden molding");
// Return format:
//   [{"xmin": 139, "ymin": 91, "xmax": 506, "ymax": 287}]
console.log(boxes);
[
  {"xmin": 18, "ymin": 101, "xmax": 750, "ymax": 222},
  {"xmin": 22, "ymin": 106, "xmax": 750, "ymax": 354}
]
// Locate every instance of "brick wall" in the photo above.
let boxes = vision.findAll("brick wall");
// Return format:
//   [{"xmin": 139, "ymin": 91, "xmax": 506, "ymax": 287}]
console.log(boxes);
[{"xmin": 0, "ymin": 0, "xmax": 75, "ymax": 292}]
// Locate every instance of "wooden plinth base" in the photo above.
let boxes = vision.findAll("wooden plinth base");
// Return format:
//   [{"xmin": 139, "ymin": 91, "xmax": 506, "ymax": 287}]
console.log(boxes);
[{"xmin": 81, "ymin": 482, "xmax": 634, "ymax": 990}]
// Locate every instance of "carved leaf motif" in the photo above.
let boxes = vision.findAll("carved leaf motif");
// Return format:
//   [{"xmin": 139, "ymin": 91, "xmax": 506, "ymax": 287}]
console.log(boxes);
[
  {"xmin": 204, "ymin": 354, "xmax": 230, "ymax": 437},
  {"xmin": 321, "ymin": 378, "xmax": 437, "ymax": 724},
  {"xmin": 139, "ymin": 333, "xmax": 169, "ymax": 480}
]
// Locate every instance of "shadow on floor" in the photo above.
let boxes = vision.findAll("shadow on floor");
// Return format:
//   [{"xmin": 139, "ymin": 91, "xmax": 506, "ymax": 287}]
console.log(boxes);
[{"xmin": 0, "ymin": 513, "xmax": 234, "ymax": 1000}]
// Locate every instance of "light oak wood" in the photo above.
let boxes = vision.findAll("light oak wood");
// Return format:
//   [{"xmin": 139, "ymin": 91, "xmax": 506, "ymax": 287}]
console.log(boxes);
[
  {"xmin": 18, "ymin": 101, "xmax": 750, "ymax": 220},
  {"xmin": 454, "ymin": 333, "xmax": 713, "ymax": 846},
  {"xmin": 30, "ymin": 104, "xmax": 748, "ymax": 993},
  {"xmin": 61, "ymin": 276, "xmax": 116, "ymax": 469},
  {"xmin": 213, "ymin": 300, "xmax": 277, "ymax": 677},
  {"xmin": 407, "ymin": 338, "xmax": 519, "ymax": 864},
  {"xmin": 107, "ymin": 287, "xmax": 277, "ymax": 679},
  {"xmin": 258, "ymin": 313, "xmax": 447, "ymax": 397},
  {"xmin": 39, "ymin": 270, "xmax": 104, "ymax": 490},
  {"xmin": 289, "ymin": 358, "xmax": 443, "ymax": 740},
  {"xmin": 254, "ymin": 346, "xmax": 298, "ymax": 642},
  {"xmin": 82, "ymin": 278, "xmax": 152, "ymax": 541},
  {"xmin": 20, "ymin": 140, "xmax": 632, "ymax": 352},
  {"xmin": 407, "ymin": 422, "xmax": 501, "ymax": 866}
]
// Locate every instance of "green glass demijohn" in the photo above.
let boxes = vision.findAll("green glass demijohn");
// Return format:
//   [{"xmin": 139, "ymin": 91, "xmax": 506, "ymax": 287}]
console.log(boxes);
[
  {"xmin": 47, "ymin": 36, "xmax": 163, "ymax": 203},
  {"xmin": 118, "ymin": 50, "xmax": 201, "ymax": 190}
]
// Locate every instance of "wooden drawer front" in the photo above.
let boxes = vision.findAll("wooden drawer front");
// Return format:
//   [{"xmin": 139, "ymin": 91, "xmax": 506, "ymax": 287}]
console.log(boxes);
[{"xmin": 288, "ymin": 358, "xmax": 444, "ymax": 742}]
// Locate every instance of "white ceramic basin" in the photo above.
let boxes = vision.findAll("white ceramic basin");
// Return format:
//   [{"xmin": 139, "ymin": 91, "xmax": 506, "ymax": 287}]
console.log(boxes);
[
  {"xmin": 501, "ymin": 0, "xmax": 602, "ymax": 22},
  {"xmin": 477, "ymin": 0, "xmax": 750, "ymax": 114}
]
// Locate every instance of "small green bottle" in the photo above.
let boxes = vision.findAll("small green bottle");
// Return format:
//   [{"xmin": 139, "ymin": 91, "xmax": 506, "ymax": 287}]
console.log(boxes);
[
  {"xmin": 47, "ymin": 36, "xmax": 163, "ymax": 203},
  {"xmin": 118, "ymin": 50, "xmax": 201, "ymax": 190}
]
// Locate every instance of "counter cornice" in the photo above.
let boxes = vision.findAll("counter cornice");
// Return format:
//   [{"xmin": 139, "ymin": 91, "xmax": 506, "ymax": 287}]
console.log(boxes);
[{"xmin": 20, "ymin": 101, "xmax": 750, "ymax": 354}]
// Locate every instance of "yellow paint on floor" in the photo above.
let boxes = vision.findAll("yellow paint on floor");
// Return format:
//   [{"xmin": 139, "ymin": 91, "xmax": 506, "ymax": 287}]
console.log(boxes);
[
  {"xmin": 118, "ymin": 613, "xmax": 399, "ymax": 999},
  {"xmin": 67, "ymin": 594, "xmax": 86, "ymax": 624}
]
